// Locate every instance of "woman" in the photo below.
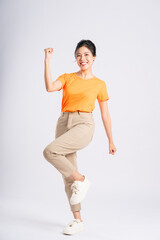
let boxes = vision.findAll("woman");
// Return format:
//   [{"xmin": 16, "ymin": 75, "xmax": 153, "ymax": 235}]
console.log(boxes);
[{"xmin": 43, "ymin": 39, "xmax": 117, "ymax": 235}]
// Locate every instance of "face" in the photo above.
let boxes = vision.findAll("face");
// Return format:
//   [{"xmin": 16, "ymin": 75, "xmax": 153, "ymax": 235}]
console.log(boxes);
[{"xmin": 75, "ymin": 46, "xmax": 96, "ymax": 70}]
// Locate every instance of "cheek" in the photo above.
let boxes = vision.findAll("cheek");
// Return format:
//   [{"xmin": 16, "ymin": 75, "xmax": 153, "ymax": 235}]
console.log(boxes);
[
  {"xmin": 88, "ymin": 59, "xmax": 92, "ymax": 63},
  {"xmin": 87, "ymin": 57, "xmax": 92, "ymax": 61}
]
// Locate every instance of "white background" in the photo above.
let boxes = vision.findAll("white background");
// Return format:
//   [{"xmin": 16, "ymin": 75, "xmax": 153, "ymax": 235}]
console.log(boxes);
[{"xmin": 0, "ymin": 0, "xmax": 160, "ymax": 239}]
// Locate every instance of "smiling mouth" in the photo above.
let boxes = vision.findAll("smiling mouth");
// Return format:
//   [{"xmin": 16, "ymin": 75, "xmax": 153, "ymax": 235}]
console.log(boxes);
[{"xmin": 80, "ymin": 62, "xmax": 88, "ymax": 66}]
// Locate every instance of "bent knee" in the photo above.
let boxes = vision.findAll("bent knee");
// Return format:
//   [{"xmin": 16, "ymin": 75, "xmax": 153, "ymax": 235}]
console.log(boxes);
[
  {"xmin": 43, "ymin": 147, "xmax": 52, "ymax": 158},
  {"xmin": 43, "ymin": 146, "xmax": 58, "ymax": 160}
]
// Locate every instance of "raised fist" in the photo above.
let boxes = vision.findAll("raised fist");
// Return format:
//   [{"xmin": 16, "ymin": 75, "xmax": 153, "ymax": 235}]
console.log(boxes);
[{"xmin": 44, "ymin": 48, "xmax": 54, "ymax": 60}]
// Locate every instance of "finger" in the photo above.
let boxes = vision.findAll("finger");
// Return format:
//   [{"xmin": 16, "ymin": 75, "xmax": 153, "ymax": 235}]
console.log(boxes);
[{"xmin": 49, "ymin": 48, "xmax": 53, "ymax": 53}]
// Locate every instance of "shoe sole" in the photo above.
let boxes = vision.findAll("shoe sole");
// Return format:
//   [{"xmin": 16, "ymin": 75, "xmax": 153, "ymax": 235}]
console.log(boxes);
[{"xmin": 62, "ymin": 226, "xmax": 84, "ymax": 235}]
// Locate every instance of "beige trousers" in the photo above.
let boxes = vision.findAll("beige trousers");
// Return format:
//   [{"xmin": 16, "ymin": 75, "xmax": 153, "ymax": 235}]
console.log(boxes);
[{"xmin": 43, "ymin": 111, "xmax": 95, "ymax": 212}]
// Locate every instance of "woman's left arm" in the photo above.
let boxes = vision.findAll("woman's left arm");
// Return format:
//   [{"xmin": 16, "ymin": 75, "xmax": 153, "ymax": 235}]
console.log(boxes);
[{"xmin": 98, "ymin": 101, "xmax": 117, "ymax": 155}]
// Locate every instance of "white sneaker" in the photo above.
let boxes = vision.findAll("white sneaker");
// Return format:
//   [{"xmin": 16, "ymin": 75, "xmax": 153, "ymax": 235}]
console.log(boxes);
[
  {"xmin": 70, "ymin": 176, "xmax": 91, "ymax": 205},
  {"xmin": 62, "ymin": 218, "xmax": 84, "ymax": 235}
]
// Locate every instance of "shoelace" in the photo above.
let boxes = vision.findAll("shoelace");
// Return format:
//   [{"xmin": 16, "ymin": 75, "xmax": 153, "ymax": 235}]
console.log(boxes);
[
  {"xmin": 71, "ymin": 181, "xmax": 80, "ymax": 194},
  {"xmin": 68, "ymin": 219, "xmax": 80, "ymax": 227}
]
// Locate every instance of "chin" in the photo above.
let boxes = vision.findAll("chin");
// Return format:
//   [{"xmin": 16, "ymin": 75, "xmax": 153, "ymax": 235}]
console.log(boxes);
[{"xmin": 79, "ymin": 66, "xmax": 89, "ymax": 70}]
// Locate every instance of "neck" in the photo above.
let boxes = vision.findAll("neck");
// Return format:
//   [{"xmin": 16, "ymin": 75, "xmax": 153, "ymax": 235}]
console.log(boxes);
[{"xmin": 77, "ymin": 69, "xmax": 94, "ymax": 78}]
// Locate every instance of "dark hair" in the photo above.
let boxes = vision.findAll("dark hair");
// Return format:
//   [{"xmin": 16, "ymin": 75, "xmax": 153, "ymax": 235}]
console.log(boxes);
[{"xmin": 74, "ymin": 39, "xmax": 96, "ymax": 58}]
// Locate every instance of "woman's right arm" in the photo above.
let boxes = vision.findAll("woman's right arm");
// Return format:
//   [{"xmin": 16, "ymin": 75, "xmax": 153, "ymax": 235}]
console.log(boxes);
[{"xmin": 44, "ymin": 48, "xmax": 62, "ymax": 92}]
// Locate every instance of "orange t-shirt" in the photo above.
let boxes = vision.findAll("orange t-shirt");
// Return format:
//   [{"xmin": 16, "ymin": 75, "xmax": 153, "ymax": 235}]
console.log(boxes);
[{"xmin": 57, "ymin": 72, "xmax": 109, "ymax": 112}]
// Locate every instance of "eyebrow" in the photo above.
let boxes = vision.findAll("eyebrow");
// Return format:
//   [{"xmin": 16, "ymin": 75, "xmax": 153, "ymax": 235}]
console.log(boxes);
[{"xmin": 76, "ymin": 52, "xmax": 90, "ymax": 55}]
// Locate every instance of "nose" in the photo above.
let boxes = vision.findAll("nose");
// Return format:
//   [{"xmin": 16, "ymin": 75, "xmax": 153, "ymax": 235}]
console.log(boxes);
[
  {"xmin": 80, "ymin": 57, "xmax": 86, "ymax": 62},
  {"xmin": 80, "ymin": 54, "xmax": 85, "ymax": 59}
]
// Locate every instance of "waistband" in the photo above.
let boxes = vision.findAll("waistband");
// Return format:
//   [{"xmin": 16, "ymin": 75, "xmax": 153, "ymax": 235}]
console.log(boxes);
[
  {"xmin": 63, "ymin": 110, "xmax": 92, "ymax": 113},
  {"xmin": 60, "ymin": 110, "xmax": 93, "ymax": 116}
]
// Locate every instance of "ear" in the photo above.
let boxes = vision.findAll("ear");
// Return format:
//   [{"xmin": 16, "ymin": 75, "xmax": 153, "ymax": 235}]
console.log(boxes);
[{"xmin": 93, "ymin": 56, "xmax": 96, "ymax": 61}]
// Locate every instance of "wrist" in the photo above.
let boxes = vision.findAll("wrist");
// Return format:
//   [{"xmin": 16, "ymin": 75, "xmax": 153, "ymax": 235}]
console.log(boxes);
[{"xmin": 44, "ymin": 58, "xmax": 50, "ymax": 63}]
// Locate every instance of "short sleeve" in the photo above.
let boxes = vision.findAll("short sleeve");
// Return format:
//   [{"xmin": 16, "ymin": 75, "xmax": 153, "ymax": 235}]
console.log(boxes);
[
  {"xmin": 57, "ymin": 73, "xmax": 67, "ymax": 91},
  {"xmin": 97, "ymin": 81, "xmax": 109, "ymax": 102}
]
